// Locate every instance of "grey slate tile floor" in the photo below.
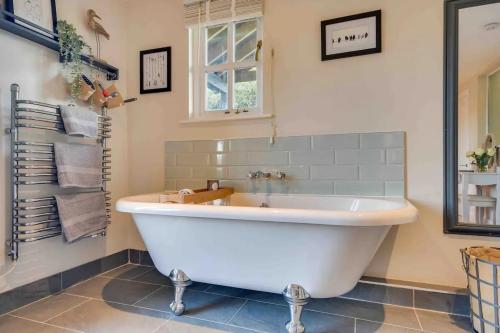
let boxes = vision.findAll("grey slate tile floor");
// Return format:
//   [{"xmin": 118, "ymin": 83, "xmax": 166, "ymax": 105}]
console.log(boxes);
[{"xmin": 0, "ymin": 264, "xmax": 473, "ymax": 333}]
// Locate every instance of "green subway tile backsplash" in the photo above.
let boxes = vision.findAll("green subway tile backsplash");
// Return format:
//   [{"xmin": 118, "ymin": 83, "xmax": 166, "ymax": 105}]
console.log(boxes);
[{"xmin": 165, "ymin": 132, "xmax": 405, "ymax": 196}]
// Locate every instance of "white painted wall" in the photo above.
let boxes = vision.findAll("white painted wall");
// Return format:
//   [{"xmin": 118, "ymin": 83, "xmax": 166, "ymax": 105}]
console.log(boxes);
[
  {"xmin": 124, "ymin": 0, "xmax": 500, "ymax": 288},
  {"xmin": 1, "ymin": 0, "xmax": 498, "ymax": 292},
  {"xmin": 0, "ymin": 0, "xmax": 132, "ymax": 292}
]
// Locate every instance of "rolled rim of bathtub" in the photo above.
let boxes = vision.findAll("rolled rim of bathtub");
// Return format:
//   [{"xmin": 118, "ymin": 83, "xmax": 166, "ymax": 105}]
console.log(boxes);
[{"xmin": 116, "ymin": 193, "xmax": 418, "ymax": 227}]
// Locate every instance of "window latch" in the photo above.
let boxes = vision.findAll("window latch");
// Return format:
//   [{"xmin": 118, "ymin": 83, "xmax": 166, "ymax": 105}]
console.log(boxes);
[{"xmin": 255, "ymin": 40, "xmax": 263, "ymax": 61}]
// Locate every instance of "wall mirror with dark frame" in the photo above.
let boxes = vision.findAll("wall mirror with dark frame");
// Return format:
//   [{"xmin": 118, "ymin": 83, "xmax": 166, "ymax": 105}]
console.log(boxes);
[{"xmin": 445, "ymin": 0, "xmax": 500, "ymax": 236}]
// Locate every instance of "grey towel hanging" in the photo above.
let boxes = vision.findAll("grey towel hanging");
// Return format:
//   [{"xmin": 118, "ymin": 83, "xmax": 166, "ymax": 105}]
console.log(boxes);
[{"xmin": 7, "ymin": 83, "xmax": 112, "ymax": 261}]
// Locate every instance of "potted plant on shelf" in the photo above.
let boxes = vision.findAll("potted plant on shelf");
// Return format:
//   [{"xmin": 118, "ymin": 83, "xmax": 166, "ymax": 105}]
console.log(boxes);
[
  {"xmin": 57, "ymin": 20, "xmax": 93, "ymax": 101},
  {"xmin": 466, "ymin": 147, "xmax": 496, "ymax": 172}
]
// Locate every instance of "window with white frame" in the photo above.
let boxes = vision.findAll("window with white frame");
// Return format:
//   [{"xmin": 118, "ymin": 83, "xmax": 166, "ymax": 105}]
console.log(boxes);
[{"xmin": 186, "ymin": 0, "xmax": 264, "ymax": 121}]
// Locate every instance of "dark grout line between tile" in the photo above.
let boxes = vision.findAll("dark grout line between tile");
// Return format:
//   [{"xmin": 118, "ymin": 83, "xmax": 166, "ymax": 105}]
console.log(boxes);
[
  {"xmin": 227, "ymin": 299, "xmax": 249, "ymax": 324},
  {"xmin": 337, "ymin": 295, "xmax": 435, "ymax": 314},
  {"xmin": 7, "ymin": 314, "xmax": 85, "ymax": 333},
  {"xmin": 64, "ymin": 276, "xmax": 430, "ymax": 332},
  {"xmin": 61, "ymin": 294, "xmax": 173, "ymax": 316},
  {"xmin": 66, "ymin": 284, "xmax": 346, "ymax": 332},
  {"xmin": 5, "ymin": 293, "xmax": 54, "ymax": 316},
  {"xmin": 130, "ymin": 268, "xmax": 157, "ymax": 280},
  {"xmin": 133, "ymin": 287, "xmax": 168, "ymax": 306},
  {"xmin": 414, "ymin": 308, "xmax": 424, "ymax": 331},
  {"xmin": 355, "ymin": 318, "xmax": 425, "ymax": 333},
  {"xmin": 43, "ymin": 298, "xmax": 93, "ymax": 323},
  {"xmin": 98, "ymin": 274, "xmax": 165, "ymax": 287},
  {"xmin": 5, "ymin": 263, "xmax": 471, "ymax": 333},
  {"xmin": 175, "ymin": 314, "xmax": 269, "ymax": 333},
  {"xmin": 99, "ymin": 264, "xmax": 156, "ymax": 282},
  {"xmin": 53, "ymin": 288, "xmax": 426, "ymax": 333}
]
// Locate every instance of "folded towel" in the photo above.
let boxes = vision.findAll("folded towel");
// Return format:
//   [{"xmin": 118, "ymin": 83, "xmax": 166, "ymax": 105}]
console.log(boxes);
[
  {"xmin": 54, "ymin": 142, "xmax": 103, "ymax": 188},
  {"xmin": 60, "ymin": 105, "xmax": 98, "ymax": 138},
  {"xmin": 55, "ymin": 192, "xmax": 107, "ymax": 242}
]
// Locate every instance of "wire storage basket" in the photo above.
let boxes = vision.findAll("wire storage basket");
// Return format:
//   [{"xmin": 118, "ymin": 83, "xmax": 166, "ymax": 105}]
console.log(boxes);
[{"xmin": 462, "ymin": 247, "xmax": 500, "ymax": 333}]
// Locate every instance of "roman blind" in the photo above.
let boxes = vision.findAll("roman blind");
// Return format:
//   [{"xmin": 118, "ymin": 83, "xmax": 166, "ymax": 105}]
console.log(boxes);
[
  {"xmin": 234, "ymin": 0, "xmax": 263, "ymax": 16},
  {"xmin": 184, "ymin": 0, "xmax": 207, "ymax": 26},
  {"xmin": 184, "ymin": 0, "xmax": 263, "ymax": 26}
]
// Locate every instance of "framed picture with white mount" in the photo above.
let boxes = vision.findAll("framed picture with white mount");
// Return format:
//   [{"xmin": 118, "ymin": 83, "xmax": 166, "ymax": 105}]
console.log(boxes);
[
  {"xmin": 321, "ymin": 10, "xmax": 381, "ymax": 61},
  {"xmin": 140, "ymin": 47, "xmax": 172, "ymax": 94},
  {"xmin": 4, "ymin": 0, "xmax": 58, "ymax": 40}
]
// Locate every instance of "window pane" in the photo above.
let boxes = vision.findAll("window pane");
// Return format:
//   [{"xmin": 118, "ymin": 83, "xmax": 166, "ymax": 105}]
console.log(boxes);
[
  {"xmin": 207, "ymin": 24, "xmax": 228, "ymax": 65},
  {"xmin": 235, "ymin": 20, "xmax": 258, "ymax": 62},
  {"xmin": 234, "ymin": 67, "xmax": 257, "ymax": 109},
  {"xmin": 206, "ymin": 71, "xmax": 228, "ymax": 111}
]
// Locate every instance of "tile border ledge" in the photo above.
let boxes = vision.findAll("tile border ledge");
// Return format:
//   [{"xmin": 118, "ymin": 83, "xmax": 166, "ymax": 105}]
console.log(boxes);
[
  {"xmin": 360, "ymin": 276, "xmax": 468, "ymax": 295},
  {"xmin": 165, "ymin": 131, "xmax": 405, "ymax": 142},
  {"xmin": 1, "ymin": 248, "xmax": 469, "ymax": 318}
]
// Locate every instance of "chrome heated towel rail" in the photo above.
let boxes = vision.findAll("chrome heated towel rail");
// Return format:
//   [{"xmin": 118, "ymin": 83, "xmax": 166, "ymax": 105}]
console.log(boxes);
[{"xmin": 7, "ymin": 83, "xmax": 112, "ymax": 260}]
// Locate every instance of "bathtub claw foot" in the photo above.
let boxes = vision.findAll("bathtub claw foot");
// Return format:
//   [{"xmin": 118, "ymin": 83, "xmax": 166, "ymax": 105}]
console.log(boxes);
[
  {"xmin": 168, "ymin": 269, "xmax": 192, "ymax": 316},
  {"xmin": 283, "ymin": 284, "xmax": 310, "ymax": 333},
  {"xmin": 170, "ymin": 301, "xmax": 185, "ymax": 316}
]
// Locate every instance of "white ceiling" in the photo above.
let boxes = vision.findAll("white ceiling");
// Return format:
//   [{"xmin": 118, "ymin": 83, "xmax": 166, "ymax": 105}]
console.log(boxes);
[{"xmin": 459, "ymin": 2, "xmax": 500, "ymax": 86}]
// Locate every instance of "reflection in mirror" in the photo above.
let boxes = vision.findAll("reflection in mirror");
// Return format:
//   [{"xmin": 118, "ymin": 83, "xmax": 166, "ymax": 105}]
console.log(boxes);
[{"xmin": 457, "ymin": 2, "xmax": 500, "ymax": 226}]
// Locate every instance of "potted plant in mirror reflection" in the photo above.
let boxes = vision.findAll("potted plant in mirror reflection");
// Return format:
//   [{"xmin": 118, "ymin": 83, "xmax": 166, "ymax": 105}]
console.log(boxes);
[{"xmin": 466, "ymin": 148, "xmax": 496, "ymax": 172}]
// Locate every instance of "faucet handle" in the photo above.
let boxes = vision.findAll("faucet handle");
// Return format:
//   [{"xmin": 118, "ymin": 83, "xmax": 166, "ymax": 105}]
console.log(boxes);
[
  {"xmin": 249, "ymin": 170, "xmax": 283, "ymax": 180},
  {"xmin": 248, "ymin": 171, "xmax": 258, "ymax": 179},
  {"xmin": 275, "ymin": 171, "xmax": 286, "ymax": 180}
]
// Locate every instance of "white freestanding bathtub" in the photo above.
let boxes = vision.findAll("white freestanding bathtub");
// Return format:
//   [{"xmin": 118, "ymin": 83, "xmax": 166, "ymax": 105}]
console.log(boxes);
[{"xmin": 117, "ymin": 192, "xmax": 417, "ymax": 332}]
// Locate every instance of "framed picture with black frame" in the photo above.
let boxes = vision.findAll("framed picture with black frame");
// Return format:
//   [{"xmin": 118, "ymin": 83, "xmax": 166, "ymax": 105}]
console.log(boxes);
[
  {"xmin": 321, "ymin": 10, "xmax": 382, "ymax": 61},
  {"xmin": 140, "ymin": 47, "xmax": 172, "ymax": 94},
  {"xmin": 4, "ymin": 0, "xmax": 58, "ymax": 40}
]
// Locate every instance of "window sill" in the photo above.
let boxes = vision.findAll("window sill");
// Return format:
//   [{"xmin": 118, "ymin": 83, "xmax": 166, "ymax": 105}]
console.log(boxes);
[{"xmin": 179, "ymin": 114, "xmax": 273, "ymax": 124}]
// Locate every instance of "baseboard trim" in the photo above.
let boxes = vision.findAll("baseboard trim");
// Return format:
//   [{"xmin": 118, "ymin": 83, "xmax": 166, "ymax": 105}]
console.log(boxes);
[
  {"xmin": 0, "ymin": 249, "xmax": 129, "ymax": 316},
  {"xmin": 0, "ymin": 248, "xmax": 471, "ymax": 317},
  {"xmin": 360, "ymin": 275, "xmax": 468, "ymax": 295},
  {"xmin": 129, "ymin": 249, "xmax": 470, "ymax": 316}
]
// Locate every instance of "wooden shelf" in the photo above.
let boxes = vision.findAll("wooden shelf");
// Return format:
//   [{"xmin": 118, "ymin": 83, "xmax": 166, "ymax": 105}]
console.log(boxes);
[
  {"xmin": 0, "ymin": 11, "xmax": 119, "ymax": 80},
  {"xmin": 0, "ymin": 14, "xmax": 58, "ymax": 50},
  {"xmin": 160, "ymin": 188, "xmax": 234, "ymax": 204}
]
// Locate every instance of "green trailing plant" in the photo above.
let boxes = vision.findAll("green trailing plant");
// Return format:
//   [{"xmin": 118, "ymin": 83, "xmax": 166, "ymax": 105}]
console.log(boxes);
[{"xmin": 57, "ymin": 20, "xmax": 92, "ymax": 100}]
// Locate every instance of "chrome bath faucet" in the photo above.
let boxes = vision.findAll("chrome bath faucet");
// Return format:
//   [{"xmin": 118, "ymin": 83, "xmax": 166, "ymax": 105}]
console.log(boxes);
[{"xmin": 248, "ymin": 170, "xmax": 286, "ymax": 180}]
